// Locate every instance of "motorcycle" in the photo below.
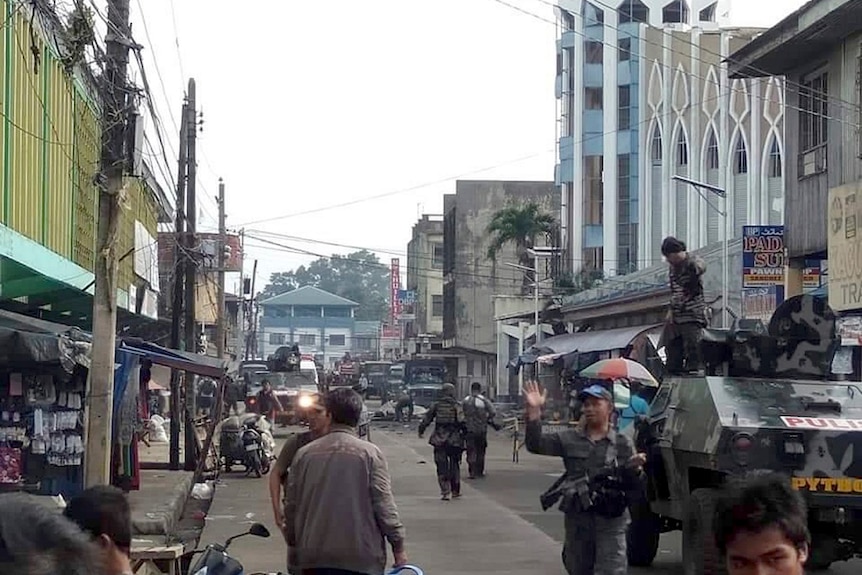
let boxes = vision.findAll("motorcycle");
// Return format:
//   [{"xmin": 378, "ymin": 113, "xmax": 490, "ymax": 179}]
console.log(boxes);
[
  {"xmin": 188, "ymin": 523, "xmax": 271, "ymax": 575},
  {"xmin": 219, "ymin": 413, "xmax": 274, "ymax": 477}
]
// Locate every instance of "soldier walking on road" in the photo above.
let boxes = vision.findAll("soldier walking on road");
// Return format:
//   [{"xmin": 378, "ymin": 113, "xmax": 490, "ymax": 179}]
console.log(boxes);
[
  {"xmin": 419, "ymin": 382, "xmax": 466, "ymax": 500},
  {"xmin": 462, "ymin": 382, "xmax": 501, "ymax": 479},
  {"xmin": 661, "ymin": 236, "xmax": 707, "ymax": 375},
  {"xmin": 269, "ymin": 396, "xmax": 332, "ymax": 575},
  {"xmin": 524, "ymin": 380, "xmax": 646, "ymax": 575}
]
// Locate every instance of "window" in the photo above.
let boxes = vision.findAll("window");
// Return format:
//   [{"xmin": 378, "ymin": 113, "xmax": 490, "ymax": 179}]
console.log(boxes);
[
  {"xmin": 618, "ymin": 0, "xmax": 649, "ymax": 23},
  {"xmin": 584, "ymin": 2, "xmax": 604, "ymax": 25},
  {"xmin": 585, "ymin": 87, "xmax": 603, "ymax": 110},
  {"xmin": 618, "ymin": 86, "xmax": 631, "ymax": 131},
  {"xmin": 298, "ymin": 334, "xmax": 316, "ymax": 346},
  {"xmin": 662, "ymin": 0, "xmax": 689, "ymax": 23},
  {"xmin": 768, "ymin": 137, "xmax": 782, "ymax": 178},
  {"xmin": 585, "ymin": 41, "xmax": 603, "ymax": 64},
  {"xmin": 560, "ymin": 9, "xmax": 575, "ymax": 30},
  {"xmin": 324, "ymin": 306, "xmax": 350, "ymax": 318},
  {"xmin": 733, "ymin": 136, "xmax": 749, "ymax": 174},
  {"xmin": 650, "ymin": 128, "xmax": 662, "ymax": 163},
  {"xmin": 432, "ymin": 295, "xmax": 443, "ymax": 317},
  {"xmin": 466, "ymin": 359, "xmax": 475, "ymax": 377},
  {"xmin": 328, "ymin": 334, "xmax": 345, "ymax": 346},
  {"xmin": 294, "ymin": 306, "xmax": 321, "ymax": 318},
  {"xmin": 698, "ymin": 2, "xmax": 716, "ymax": 21},
  {"xmin": 706, "ymin": 129, "xmax": 719, "ymax": 169},
  {"xmin": 676, "ymin": 129, "xmax": 689, "ymax": 166},
  {"xmin": 799, "ymin": 71, "xmax": 828, "ymax": 152},
  {"xmin": 619, "ymin": 37, "xmax": 631, "ymax": 61},
  {"xmin": 583, "ymin": 247, "xmax": 603, "ymax": 271},
  {"xmin": 584, "ymin": 156, "xmax": 603, "ymax": 225},
  {"xmin": 432, "ymin": 243, "xmax": 444, "ymax": 269},
  {"xmin": 269, "ymin": 333, "xmax": 285, "ymax": 345}
]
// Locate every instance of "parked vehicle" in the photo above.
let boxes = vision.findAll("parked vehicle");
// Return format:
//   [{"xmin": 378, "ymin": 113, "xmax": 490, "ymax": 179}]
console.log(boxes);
[
  {"xmin": 362, "ymin": 360, "xmax": 392, "ymax": 398},
  {"xmin": 404, "ymin": 359, "xmax": 447, "ymax": 408},
  {"xmin": 219, "ymin": 413, "xmax": 273, "ymax": 477},
  {"xmin": 188, "ymin": 523, "xmax": 271, "ymax": 575}
]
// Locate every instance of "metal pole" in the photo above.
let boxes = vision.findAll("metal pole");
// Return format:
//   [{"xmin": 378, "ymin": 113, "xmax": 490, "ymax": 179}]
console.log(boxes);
[
  {"xmin": 723, "ymin": 201, "xmax": 730, "ymax": 328},
  {"xmin": 183, "ymin": 78, "xmax": 198, "ymax": 471},
  {"xmin": 534, "ymin": 256, "xmax": 540, "ymax": 345},
  {"xmin": 216, "ymin": 179, "xmax": 226, "ymax": 358}
]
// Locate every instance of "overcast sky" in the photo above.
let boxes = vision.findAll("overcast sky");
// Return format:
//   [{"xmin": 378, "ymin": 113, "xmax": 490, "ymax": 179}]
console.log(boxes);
[{"xmin": 125, "ymin": 0, "xmax": 807, "ymax": 292}]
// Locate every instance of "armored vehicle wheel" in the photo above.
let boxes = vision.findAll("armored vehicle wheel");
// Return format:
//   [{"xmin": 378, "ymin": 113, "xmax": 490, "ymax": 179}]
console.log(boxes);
[
  {"xmin": 682, "ymin": 488, "xmax": 726, "ymax": 575},
  {"xmin": 627, "ymin": 504, "xmax": 661, "ymax": 566}
]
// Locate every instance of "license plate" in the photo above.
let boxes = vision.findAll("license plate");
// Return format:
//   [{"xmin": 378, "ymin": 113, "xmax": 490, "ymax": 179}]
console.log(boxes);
[{"xmin": 245, "ymin": 444, "xmax": 258, "ymax": 451}]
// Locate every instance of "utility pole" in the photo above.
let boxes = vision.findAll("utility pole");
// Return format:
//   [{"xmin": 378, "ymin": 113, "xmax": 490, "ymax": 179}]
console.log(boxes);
[
  {"xmin": 85, "ymin": 0, "xmax": 132, "ymax": 488},
  {"xmin": 245, "ymin": 259, "xmax": 258, "ymax": 360},
  {"xmin": 216, "ymin": 178, "xmax": 226, "ymax": 359},
  {"xmin": 168, "ymin": 99, "xmax": 188, "ymax": 471},
  {"xmin": 183, "ymin": 78, "xmax": 198, "ymax": 471}
]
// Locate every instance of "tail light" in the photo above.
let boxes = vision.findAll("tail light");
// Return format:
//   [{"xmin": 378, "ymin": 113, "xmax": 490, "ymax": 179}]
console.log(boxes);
[
  {"xmin": 778, "ymin": 432, "xmax": 806, "ymax": 466},
  {"xmin": 730, "ymin": 432, "xmax": 754, "ymax": 466}
]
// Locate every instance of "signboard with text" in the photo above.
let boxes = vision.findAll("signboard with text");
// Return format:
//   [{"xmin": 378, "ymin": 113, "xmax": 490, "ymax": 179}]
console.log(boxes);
[
  {"xmin": 397, "ymin": 289, "xmax": 416, "ymax": 321},
  {"xmin": 742, "ymin": 225, "xmax": 785, "ymax": 319},
  {"xmin": 828, "ymin": 183, "xmax": 862, "ymax": 311}
]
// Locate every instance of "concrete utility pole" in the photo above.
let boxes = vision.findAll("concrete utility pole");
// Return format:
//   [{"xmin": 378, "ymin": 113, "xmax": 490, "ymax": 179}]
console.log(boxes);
[
  {"xmin": 85, "ymin": 0, "xmax": 133, "ymax": 488},
  {"xmin": 246, "ymin": 259, "xmax": 258, "ymax": 360},
  {"xmin": 183, "ymin": 78, "xmax": 198, "ymax": 471},
  {"xmin": 169, "ymin": 99, "xmax": 189, "ymax": 470},
  {"xmin": 216, "ymin": 178, "xmax": 227, "ymax": 358}
]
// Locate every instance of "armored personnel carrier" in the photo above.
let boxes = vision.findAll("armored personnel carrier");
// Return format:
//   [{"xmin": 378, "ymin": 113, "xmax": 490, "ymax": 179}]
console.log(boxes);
[{"xmin": 629, "ymin": 294, "xmax": 862, "ymax": 574}]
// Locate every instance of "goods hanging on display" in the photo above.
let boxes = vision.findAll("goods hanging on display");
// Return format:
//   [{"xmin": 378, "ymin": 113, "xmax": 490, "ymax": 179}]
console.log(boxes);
[{"xmin": 0, "ymin": 368, "xmax": 87, "ymax": 494}]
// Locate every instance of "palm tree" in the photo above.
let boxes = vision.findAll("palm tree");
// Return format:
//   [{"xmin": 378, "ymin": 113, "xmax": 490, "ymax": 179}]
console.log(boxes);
[{"xmin": 486, "ymin": 201, "xmax": 556, "ymax": 292}]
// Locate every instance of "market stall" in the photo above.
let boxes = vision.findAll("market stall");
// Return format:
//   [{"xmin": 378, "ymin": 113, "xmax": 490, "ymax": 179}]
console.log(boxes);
[{"xmin": 0, "ymin": 310, "xmax": 91, "ymax": 495}]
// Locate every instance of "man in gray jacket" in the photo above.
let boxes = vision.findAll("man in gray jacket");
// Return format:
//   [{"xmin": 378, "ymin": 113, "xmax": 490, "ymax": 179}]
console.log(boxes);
[{"xmin": 286, "ymin": 388, "xmax": 408, "ymax": 575}]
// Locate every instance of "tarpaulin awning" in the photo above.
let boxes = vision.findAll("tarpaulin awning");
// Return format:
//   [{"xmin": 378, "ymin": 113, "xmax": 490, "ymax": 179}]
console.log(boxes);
[
  {"xmin": 536, "ymin": 324, "xmax": 662, "ymax": 356},
  {"xmin": 118, "ymin": 338, "xmax": 227, "ymax": 378},
  {"xmin": 0, "ymin": 309, "xmax": 92, "ymax": 372}
]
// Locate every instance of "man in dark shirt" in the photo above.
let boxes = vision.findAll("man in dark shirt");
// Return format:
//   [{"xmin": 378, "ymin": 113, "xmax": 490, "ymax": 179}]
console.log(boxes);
[
  {"xmin": 661, "ymin": 236, "xmax": 707, "ymax": 374},
  {"xmin": 524, "ymin": 381, "xmax": 646, "ymax": 575}
]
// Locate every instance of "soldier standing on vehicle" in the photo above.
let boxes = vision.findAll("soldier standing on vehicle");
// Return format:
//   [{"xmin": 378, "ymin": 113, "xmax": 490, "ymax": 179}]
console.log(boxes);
[
  {"xmin": 661, "ymin": 236, "xmax": 707, "ymax": 375},
  {"xmin": 269, "ymin": 397, "xmax": 332, "ymax": 575},
  {"xmin": 714, "ymin": 473, "xmax": 810, "ymax": 575},
  {"xmin": 418, "ymin": 383, "xmax": 466, "ymax": 500},
  {"xmin": 524, "ymin": 380, "xmax": 646, "ymax": 575},
  {"xmin": 462, "ymin": 382, "xmax": 501, "ymax": 479}
]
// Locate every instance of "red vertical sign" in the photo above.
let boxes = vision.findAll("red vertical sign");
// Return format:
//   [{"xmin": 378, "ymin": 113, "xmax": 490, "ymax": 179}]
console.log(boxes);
[{"xmin": 390, "ymin": 258, "xmax": 401, "ymax": 325}]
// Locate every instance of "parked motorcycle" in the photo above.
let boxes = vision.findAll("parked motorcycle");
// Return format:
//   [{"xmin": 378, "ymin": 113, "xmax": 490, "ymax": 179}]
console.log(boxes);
[
  {"xmin": 219, "ymin": 413, "xmax": 274, "ymax": 477},
  {"xmin": 188, "ymin": 523, "xmax": 271, "ymax": 575}
]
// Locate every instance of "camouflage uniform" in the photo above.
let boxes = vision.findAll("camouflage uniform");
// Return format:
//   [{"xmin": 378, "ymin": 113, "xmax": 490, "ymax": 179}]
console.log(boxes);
[
  {"xmin": 462, "ymin": 393, "xmax": 499, "ymax": 478},
  {"xmin": 665, "ymin": 254, "xmax": 707, "ymax": 374},
  {"xmin": 419, "ymin": 384, "xmax": 466, "ymax": 498},
  {"xmin": 526, "ymin": 422, "xmax": 635, "ymax": 575}
]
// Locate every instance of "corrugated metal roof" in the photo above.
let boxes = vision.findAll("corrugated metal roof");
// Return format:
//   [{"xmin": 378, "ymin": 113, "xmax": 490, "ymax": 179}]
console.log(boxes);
[{"xmin": 260, "ymin": 285, "xmax": 359, "ymax": 307}]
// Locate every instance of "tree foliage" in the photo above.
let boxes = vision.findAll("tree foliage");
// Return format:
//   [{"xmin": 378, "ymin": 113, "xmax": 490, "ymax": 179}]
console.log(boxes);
[
  {"xmin": 259, "ymin": 250, "xmax": 390, "ymax": 321},
  {"xmin": 555, "ymin": 268, "xmax": 605, "ymax": 295},
  {"xmin": 486, "ymin": 200, "xmax": 556, "ymax": 292}
]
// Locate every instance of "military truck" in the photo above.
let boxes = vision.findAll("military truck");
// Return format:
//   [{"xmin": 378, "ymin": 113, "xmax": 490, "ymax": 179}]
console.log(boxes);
[{"xmin": 628, "ymin": 295, "xmax": 860, "ymax": 574}]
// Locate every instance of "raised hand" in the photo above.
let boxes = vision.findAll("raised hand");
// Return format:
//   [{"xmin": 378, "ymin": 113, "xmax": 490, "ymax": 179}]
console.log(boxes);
[{"xmin": 522, "ymin": 380, "xmax": 547, "ymax": 409}]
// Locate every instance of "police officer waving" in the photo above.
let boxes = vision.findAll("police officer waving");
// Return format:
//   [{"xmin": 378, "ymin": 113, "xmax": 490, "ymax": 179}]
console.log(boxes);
[{"xmin": 524, "ymin": 380, "xmax": 646, "ymax": 575}]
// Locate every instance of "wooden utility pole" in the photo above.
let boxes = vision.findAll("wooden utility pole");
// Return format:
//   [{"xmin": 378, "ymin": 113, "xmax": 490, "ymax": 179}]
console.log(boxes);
[
  {"xmin": 216, "ymin": 178, "xmax": 226, "ymax": 358},
  {"xmin": 169, "ymin": 100, "xmax": 189, "ymax": 470},
  {"xmin": 183, "ymin": 78, "xmax": 198, "ymax": 470},
  {"xmin": 85, "ymin": 0, "xmax": 133, "ymax": 488},
  {"xmin": 245, "ymin": 259, "xmax": 258, "ymax": 360}
]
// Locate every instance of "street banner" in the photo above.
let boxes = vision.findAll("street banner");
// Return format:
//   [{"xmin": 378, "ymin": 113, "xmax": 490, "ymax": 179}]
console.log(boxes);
[
  {"xmin": 828, "ymin": 182, "xmax": 862, "ymax": 311},
  {"xmin": 390, "ymin": 259, "xmax": 401, "ymax": 324},
  {"xmin": 742, "ymin": 225, "xmax": 785, "ymax": 320},
  {"xmin": 803, "ymin": 260, "xmax": 823, "ymax": 293}
]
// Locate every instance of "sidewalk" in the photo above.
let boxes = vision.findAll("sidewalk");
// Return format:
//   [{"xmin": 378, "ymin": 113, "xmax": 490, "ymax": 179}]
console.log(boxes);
[{"xmin": 198, "ymin": 427, "xmax": 565, "ymax": 575}]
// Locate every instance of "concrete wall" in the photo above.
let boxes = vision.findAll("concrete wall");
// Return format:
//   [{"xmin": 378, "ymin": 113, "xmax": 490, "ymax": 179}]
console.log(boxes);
[
  {"xmin": 443, "ymin": 180, "xmax": 558, "ymax": 355},
  {"xmin": 407, "ymin": 215, "xmax": 444, "ymax": 337}
]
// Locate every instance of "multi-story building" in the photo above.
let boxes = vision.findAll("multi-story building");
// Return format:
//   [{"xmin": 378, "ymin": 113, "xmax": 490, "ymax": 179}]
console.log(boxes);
[
  {"xmin": 728, "ymin": 0, "xmax": 859, "ymax": 309},
  {"xmin": 406, "ymin": 215, "xmax": 444, "ymax": 351},
  {"xmin": 555, "ymin": 0, "xmax": 785, "ymax": 276},
  {"xmin": 0, "ymin": 4, "xmax": 168, "ymax": 329},
  {"xmin": 258, "ymin": 286, "xmax": 359, "ymax": 368},
  {"xmin": 443, "ymin": 180, "xmax": 557, "ymax": 392}
]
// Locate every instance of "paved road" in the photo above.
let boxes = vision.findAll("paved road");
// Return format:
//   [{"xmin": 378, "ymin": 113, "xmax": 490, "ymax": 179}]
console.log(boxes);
[
  {"xmin": 378, "ymin": 419, "xmax": 861, "ymax": 575},
  {"xmin": 198, "ymin": 417, "xmax": 861, "ymax": 574}
]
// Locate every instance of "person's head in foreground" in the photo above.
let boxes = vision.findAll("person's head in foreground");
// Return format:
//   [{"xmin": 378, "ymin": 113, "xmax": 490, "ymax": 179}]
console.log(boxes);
[
  {"xmin": 441, "ymin": 382, "xmax": 456, "ymax": 399},
  {"xmin": 714, "ymin": 473, "xmax": 809, "ymax": 575},
  {"xmin": 64, "ymin": 485, "xmax": 133, "ymax": 575},
  {"xmin": 661, "ymin": 236, "xmax": 687, "ymax": 265},
  {"xmin": 471, "ymin": 381, "xmax": 482, "ymax": 396},
  {"xmin": 0, "ymin": 493, "xmax": 103, "ymax": 575},
  {"xmin": 577, "ymin": 384, "xmax": 614, "ymax": 429},
  {"xmin": 306, "ymin": 394, "xmax": 332, "ymax": 437},
  {"xmin": 325, "ymin": 387, "xmax": 364, "ymax": 428}
]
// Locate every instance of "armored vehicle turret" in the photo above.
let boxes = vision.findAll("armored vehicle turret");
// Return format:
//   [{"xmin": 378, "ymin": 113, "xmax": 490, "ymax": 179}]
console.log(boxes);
[{"xmin": 630, "ymin": 295, "xmax": 861, "ymax": 574}]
